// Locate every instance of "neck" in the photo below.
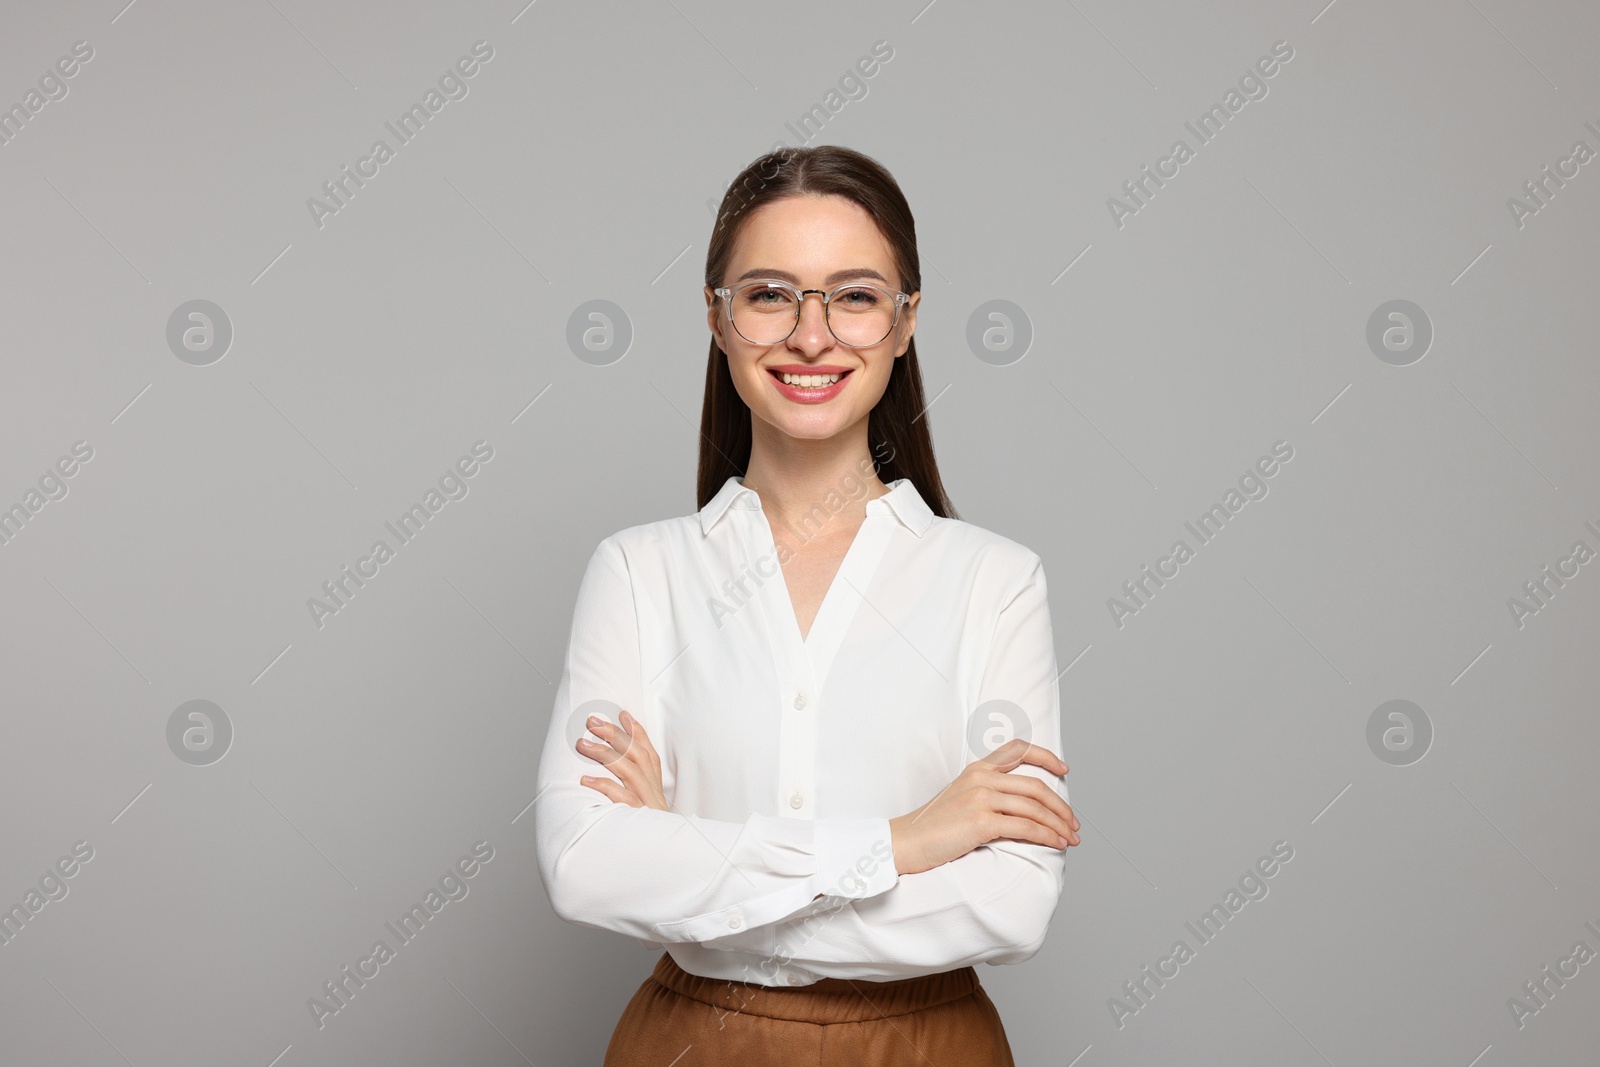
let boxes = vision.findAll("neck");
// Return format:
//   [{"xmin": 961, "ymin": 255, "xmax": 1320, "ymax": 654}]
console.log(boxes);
[{"xmin": 741, "ymin": 417, "xmax": 889, "ymax": 538}]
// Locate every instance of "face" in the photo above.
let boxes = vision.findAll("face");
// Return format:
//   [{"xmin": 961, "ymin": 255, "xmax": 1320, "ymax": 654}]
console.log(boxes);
[{"xmin": 705, "ymin": 194, "xmax": 919, "ymax": 445}]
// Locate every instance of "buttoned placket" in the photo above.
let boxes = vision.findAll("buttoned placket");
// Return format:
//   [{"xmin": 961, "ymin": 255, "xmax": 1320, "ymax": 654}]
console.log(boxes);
[{"xmin": 736, "ymin": 490, "xmax": 898, "ymax": 983}]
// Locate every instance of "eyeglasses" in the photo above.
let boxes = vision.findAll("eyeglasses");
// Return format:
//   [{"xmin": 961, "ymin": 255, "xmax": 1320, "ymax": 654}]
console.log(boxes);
[{"xmin": 714, "ymin": 280, "xmax": 910, "ymax": 348}]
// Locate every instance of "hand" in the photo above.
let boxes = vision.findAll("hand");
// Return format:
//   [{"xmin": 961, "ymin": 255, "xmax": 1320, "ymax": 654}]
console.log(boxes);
[
  {"xmin": 577, "ymin": 709, "xmax": 669, "ymax": 811},
  {"xmin": 889, "ymin": 738, "xmax": 1077, "ymax": 876}
]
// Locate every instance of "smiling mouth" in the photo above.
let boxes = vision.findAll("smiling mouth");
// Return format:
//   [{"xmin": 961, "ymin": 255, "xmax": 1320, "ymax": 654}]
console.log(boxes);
[{"xmin": 767, "ymin": 368, "xmax": 853, "ymax": 388}]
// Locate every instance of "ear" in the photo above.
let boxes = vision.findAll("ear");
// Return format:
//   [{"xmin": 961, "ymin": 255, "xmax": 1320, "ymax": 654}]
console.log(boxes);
[
  {"xmin": 705, "ymin": 286, "xmax": 726, "ymax": 349},
  {"xmin": 893, "ymin": 291, "xmax": 920, "ymax": 358}
]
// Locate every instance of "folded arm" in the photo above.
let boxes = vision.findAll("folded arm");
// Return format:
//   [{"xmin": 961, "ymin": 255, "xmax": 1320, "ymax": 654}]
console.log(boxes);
[
  {"xmin": 685, "ymin": 554, "xmax": 1070, "ymax": 975},
  {"xmin": 534, "ymin": 537, "xmax": 903, "ymax": 944}
]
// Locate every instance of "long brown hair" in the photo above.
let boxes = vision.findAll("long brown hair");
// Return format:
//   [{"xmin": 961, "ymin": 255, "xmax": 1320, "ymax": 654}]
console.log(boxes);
[{"xmin": 695, "ymin": 145, "xmax": 957, "ymax": 519}]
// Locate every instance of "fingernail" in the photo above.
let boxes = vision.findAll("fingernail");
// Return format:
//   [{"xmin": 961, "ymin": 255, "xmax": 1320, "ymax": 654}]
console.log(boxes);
[
  {"xmin": 1057, "ymin": 836, "xmax": 1070, "ymax": 848},
  {"xmin": 587, "ymin": 715, "xmax": 602, "ymax": 728}
]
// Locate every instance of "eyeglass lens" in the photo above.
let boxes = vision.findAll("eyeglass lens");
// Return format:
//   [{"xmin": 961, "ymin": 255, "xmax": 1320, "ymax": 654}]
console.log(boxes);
[{"xmin": 729, "ymin": 283, "xmax": 897, "ymax": 347}]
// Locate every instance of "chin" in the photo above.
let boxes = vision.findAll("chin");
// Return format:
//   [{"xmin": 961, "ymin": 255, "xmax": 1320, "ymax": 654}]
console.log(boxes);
[{"xmin": 758, "ymin": 407, "xmax": 856, "ymax": 442}]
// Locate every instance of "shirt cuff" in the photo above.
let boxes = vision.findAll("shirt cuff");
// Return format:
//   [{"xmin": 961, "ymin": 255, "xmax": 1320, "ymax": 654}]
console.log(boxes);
[{"xmin": 813, "ymin": 817, "xmax": 899, "ymax": 901}]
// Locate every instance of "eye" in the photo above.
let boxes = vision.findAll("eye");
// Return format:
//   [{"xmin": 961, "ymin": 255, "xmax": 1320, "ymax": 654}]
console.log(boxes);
[
  {"xmin": 741, "ymin": 285, "xmax": 794, "ymax": 307},
  {"xmin": 833, "ymin": 286, "xmax": 880, "ymax": 307}
]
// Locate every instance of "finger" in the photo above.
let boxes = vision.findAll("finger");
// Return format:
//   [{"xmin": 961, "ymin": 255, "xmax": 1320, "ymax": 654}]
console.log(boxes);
[
  {"xmin": 990, "ymin": 774, "xmax": 1079, "ymax": 831},
  {"xmin": 612, "ymin": 713, "xmax": 667, "ymax": 808},
  {"xmin": 585, "ymin": 714, "xmax": 637, "ymax": 760},
  {"xmin": 575, "ymin": 736, "xmax": 625, "ymax": 768},
  {"xmin": 991, "ymin": 738, "xmax": 1068, "ymax": 777},
  {"xmin": 584, "ymin": 717, "xmax": 653, "ymax": 782},
  {"xmin": 971, "ymin": 738, "xmax": 1033, "ymax": 774},
  {"xmin": 582, "ymin": 775, "xmax": 640, "ymax": 807},
  {"xmin": 576, "ymin": 737, "xmax": 651, "ymax": 806},
  {"xmin": 619, "ymin": 710, "xmax": 661, "ymax": 768},
  {"xmin": 989, "ymin": 774, "xmax": 1078, "ymax": 832},
  {"xmin": 988, "ymin": 812, "xmax": 1073, "ymax": 850},
  {"xmin": 990, "ymin": 791, "xmax": 1079, "ymax": 845},
  {"xmin": 578, "ymin": 736, "xmax": 653, "ymax": 799},
  {"xmin": 579, "ymin": 775, "xmax": 642, "ymax": 807},
  {"xmin": 593, "ymin": 712, "xmax": 662, "ymax": 778}
]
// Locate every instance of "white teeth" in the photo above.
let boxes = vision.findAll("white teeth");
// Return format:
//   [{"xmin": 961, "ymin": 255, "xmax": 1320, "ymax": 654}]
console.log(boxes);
[{"xmin": 779, "ymin": 372, "xmax": 841, "ymax": 387}]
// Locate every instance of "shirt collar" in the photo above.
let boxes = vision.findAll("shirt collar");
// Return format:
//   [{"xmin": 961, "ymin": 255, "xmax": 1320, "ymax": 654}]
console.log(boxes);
[{"xmin": 698, "ymin": 475, "xmax": 935, "ymax": 538}]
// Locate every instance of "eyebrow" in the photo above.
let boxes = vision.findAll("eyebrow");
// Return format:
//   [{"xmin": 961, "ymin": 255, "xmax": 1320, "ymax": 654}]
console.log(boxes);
[{"xmin": 732, "ymin": 267, "xmax": 890, "ymax": 287}]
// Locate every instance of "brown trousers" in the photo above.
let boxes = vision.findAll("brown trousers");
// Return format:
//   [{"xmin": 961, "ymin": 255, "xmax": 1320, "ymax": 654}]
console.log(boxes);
[{"xmin": 602, "ymin": 951, "xmax": 1016, "ymax": 1065}]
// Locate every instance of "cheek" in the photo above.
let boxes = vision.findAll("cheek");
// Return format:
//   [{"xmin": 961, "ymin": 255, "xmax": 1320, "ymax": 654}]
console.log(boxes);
[
  {"xmin": 727, "ymin": 355, "xmax": 769, "ymax": 407},
  {"xmin": 857, "ymin": 356, "xmax": 896, "ymax": 397}
]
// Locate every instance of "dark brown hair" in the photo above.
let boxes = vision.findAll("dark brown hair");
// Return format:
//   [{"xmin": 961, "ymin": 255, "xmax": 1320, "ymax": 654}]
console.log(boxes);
[{"xmin": 696, "ymin": 145, "xmax": 957, "ymax": 519}]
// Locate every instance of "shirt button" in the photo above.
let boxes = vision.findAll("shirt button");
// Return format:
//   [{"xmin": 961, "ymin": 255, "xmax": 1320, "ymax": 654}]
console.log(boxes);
[
  {"xmin": 789, "ymin": 792, "xmax": 804, "ymax": 809},
  {"xmin": 727, "ymin": 914, "xmax": 743, "ymax": 930},
  {"xmin": 793, "ymin": 692, "xmax": 807, "ymax": 710},
  {"xmin": 787, "ymin": 974, "xmax": 804, "ymax": 985}
]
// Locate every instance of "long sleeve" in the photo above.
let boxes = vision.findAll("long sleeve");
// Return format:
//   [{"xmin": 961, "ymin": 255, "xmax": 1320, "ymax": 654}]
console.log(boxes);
[
  {"xmin": 533, "ymin": 536, "xmax": 900, "ymax": 945},
  {"xmin": 688, "ymin": 554, "xmax": 1069, "ymax": 977}
]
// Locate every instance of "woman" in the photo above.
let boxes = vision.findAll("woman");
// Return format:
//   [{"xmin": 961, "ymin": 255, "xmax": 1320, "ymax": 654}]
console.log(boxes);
[{"xmin": 534, "ymin": 145, "xmax": 1079, "ymax": 1065}]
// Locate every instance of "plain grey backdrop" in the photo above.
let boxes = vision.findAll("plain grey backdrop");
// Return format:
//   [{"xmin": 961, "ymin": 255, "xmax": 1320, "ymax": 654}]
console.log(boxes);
[{"xmin": 2, "ymin": 0, "xmax": 1597, "ymax": 1064}]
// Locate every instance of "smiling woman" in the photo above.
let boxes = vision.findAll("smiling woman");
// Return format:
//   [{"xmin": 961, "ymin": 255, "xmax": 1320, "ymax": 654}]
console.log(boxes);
[{"xmin": 534, "ymin": 145, "xmax": 1078, "ymax": 1066}]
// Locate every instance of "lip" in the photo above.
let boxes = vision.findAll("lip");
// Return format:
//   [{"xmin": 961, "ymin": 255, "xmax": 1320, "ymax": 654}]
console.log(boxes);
[
  {"xmin": 766, "ymin": 366, "xmax": 853, "ymax": 404},
  {"xmin": 767, "ymin": 364, "xmax": 853, "ymax": 375}
]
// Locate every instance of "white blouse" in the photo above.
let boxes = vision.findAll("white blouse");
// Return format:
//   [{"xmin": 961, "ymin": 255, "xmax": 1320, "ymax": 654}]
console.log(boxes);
[{"xmin": 534, "ymin": 473, "xmax": 1068, "ymax": 986}]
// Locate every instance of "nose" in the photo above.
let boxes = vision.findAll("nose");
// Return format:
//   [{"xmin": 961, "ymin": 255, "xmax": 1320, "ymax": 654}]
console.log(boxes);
[{"xmin": 790, "ymin": 290, "xmax": 833, "ymax": 351}]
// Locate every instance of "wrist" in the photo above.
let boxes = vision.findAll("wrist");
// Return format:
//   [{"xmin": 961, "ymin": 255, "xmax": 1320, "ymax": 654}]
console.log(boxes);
[{"xmin": 889, "ymin": 815, "xmax": 913, "ymax": 875}]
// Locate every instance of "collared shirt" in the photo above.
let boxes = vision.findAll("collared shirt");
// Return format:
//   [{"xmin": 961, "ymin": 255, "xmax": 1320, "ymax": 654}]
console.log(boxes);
[{"xmin": 534, "ymin": 474, "xmax": 1067, "ymax": 986}]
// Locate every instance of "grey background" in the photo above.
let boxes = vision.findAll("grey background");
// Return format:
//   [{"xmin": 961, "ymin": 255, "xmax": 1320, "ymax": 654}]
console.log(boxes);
[{"xmin": 1, "ymin": 0, "xmax": 1596, "ymax": 1064}]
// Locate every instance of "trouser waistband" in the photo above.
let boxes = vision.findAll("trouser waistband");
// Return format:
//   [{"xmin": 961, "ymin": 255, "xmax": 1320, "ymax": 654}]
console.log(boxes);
[{"xmin": 650, "ymin": 951, "xmax": 982, "ymax": 1024}]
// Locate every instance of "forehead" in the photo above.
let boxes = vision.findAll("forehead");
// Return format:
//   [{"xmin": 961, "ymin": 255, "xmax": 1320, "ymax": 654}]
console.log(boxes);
[{"xmin": 729, "ymin": 194, "xmax": 898, "ymax": 283}]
